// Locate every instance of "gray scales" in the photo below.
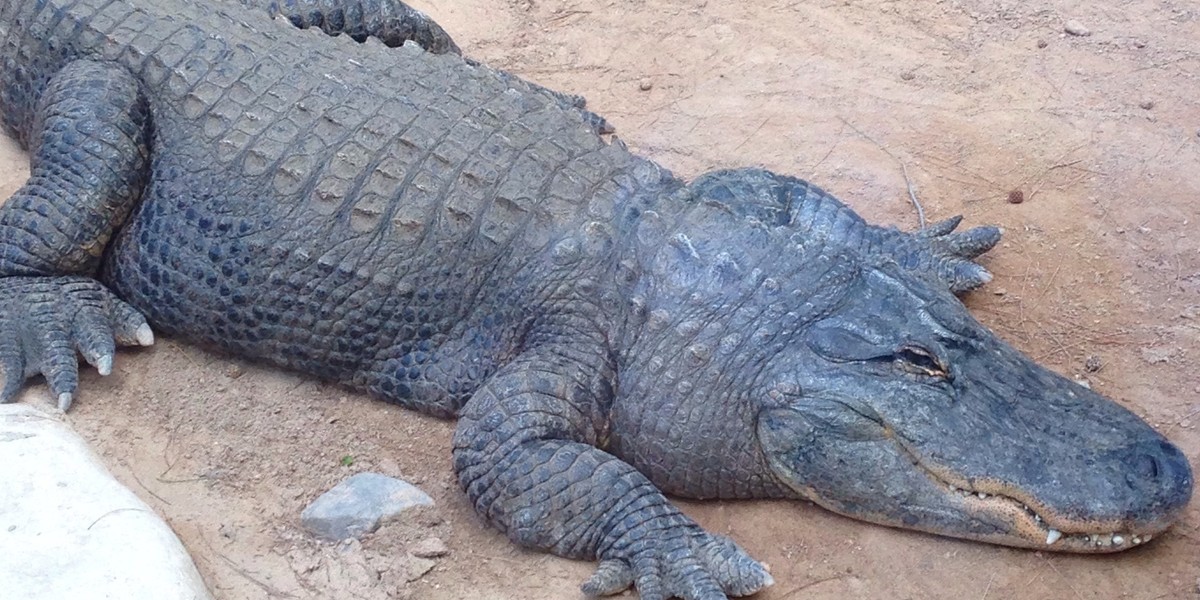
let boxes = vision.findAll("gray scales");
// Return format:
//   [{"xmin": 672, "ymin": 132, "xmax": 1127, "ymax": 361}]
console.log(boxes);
[{"xmin": 0, "ymin": 1, "xmax": 1191, "ymax": 599}]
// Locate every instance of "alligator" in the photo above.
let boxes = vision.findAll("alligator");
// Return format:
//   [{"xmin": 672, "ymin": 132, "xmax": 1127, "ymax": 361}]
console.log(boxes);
[{"xmin": 0, "ymin": 1, "xmax": 1192, "ymax": 598}]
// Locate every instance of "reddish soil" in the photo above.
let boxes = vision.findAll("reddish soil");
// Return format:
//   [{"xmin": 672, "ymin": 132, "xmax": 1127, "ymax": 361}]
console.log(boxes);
[{"xmin": 2, "ymin": 0, "xmax": 1197, "ymax": 598}]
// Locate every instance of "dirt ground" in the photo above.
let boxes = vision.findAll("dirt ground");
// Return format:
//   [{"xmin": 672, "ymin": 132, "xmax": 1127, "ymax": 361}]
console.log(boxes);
[{"xmin": 2, "ymin": 0, "xmax": 1198, "ymax": 598}]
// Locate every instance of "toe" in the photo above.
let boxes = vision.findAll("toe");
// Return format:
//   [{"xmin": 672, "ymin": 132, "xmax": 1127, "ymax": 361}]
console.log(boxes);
[{"xmin": 581, "ymin": 559, "xmax": 634, "ymax": 597}]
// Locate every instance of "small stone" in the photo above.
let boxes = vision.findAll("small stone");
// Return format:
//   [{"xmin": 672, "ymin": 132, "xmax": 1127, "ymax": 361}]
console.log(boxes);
[
  {"xmin": 1084, "ymin": 355, "xmax": 1103, "ymax": 372},
  {"xmin": 224, "ymin": 363, "xmax": 245, "ymax": 379},
  {"xmin": 300, "ymin": 473, "xmax": 435, "ymax": 541},
  {"xmin": 1140, "ymin": 347, "xmax": 1172, "ymax": 365},
  {"xmin": 1036, "ymin": 39, "xmax": 1048, "ymax": 49},
  {"xmin": 1064, "ymin": 20, "xmax": 1090, "ymax": 36},
  {"xmin": 1006, "ymin": 189, "xmax": 1024, "ymax": 204},
  {"xmin": 900, "ymin": 70, "xmax": 915, "ymax": 81},
  {"xmin": 638, "ymin": 78, "xmax": 653, "ymax": 91},
  {"xmin": 404, "ymin": 557, "xmax": 437, "ymax": 582},
  {"xmin": 1074, "ymin": 378, "xmax": 1091, "ymax": 389},
  {"xmin": 1139, "ymin": 100, "xmax": 1155, "ymax": 110},
  {"xmin": 409, "ymin": 537, "xmax": 450, "ymax": 558}
]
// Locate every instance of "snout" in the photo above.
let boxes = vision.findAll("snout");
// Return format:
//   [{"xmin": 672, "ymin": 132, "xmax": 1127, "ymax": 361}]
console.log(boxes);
[{"xmin": 1121, "ymin": 438, "xmax": 1193, "ymax": 527}]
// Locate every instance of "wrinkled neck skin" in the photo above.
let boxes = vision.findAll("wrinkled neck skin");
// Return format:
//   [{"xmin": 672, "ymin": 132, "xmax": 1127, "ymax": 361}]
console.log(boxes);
[
  {"xmin": 605, "ymin": 177, "xmax": 1192, "ymax": 552},
  {"xmin": 606, "ymin": 186, "xmax": 822, "ymax": 500}
]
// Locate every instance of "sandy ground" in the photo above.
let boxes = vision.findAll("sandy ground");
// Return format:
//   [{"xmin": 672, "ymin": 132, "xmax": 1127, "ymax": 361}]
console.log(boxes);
[{"xmin": 2, "ymin": 0, "xmax": 1198, "ymax": 598}]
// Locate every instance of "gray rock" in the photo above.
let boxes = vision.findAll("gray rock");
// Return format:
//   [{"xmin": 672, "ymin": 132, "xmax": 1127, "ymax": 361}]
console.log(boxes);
[
  {"xmin": 301, "ymin": 473, "xmax": 434, "ymax": 541},
  {"xmin": 1064, "ymin": 20, "xmax": 1091, "ymax": 36}
]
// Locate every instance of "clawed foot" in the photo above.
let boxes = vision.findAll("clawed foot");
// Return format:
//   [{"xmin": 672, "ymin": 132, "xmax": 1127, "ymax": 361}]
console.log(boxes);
[
  {"xmin": 910, "ymin": 215, "xmax": 1002, "ymax": 293},
  {"xmin": 0, "ymin": 276, "xmax": 152, "ymax": 410},
  {"xmin": 585, "ymin": 531, "xmax": 773, "ymax": 600}
]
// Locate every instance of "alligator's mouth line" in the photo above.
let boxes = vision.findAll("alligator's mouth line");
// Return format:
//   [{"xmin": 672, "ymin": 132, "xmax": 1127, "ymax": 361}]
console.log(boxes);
[
  {"xmin": 939, "ymin": 482, "xmax": 1153, "ymax": 550},
  {"xmin": 889, "ymin": 429, "xmax": 1157, "ymax": 551}
]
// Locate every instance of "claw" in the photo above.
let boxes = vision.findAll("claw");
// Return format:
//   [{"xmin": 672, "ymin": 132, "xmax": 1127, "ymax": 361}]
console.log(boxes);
[
  {"xmin": 941, "ymin": 225, "xmax": 1002, "ymax": 259},
  {"xmin": 96, "ymin": 354, "xmax": 113, "ymax": 376},
  {"xmin": 135, "ymin": 323, "xmax": 154, "ymax": 346},
  {"xmin": 57, "ymin": 392, "xmax": 73, "ymax": 412},
  {"xmin": 918, "ymin": 215, "xmax": 963, "ymax": 238}
]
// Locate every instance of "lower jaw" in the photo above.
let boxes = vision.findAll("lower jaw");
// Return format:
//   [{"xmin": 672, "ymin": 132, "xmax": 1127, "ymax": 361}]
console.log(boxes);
[{"xmin": 942, "ymin": 485, "xmax": 1162, "ymax": 553}]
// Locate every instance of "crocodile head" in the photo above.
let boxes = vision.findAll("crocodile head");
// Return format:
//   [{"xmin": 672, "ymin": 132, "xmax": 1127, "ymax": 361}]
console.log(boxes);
[{"xmin": 755, "ymin": 255, "xmax": 1193, "ymax": 552}]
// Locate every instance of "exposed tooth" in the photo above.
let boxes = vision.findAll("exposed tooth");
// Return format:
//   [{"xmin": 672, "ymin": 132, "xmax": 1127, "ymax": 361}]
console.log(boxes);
[
  {"xmin": 1045, "ymin": 529, "xmax": 1062, "ymax": 545},
  {"xmin": 1112, "ymin": 535, "xmax": 1124, "ymax": 546},
  {"xmin": 1143, "ymin": 534, "xmax": 1152, "ymax": 542},
  {"xmin": 976, "ymin": 492, "xmax": 988, "ymax": 499},
  {"xmin": 1131, "ymin": 536, "xmax": 1141, "ymax": 545}
]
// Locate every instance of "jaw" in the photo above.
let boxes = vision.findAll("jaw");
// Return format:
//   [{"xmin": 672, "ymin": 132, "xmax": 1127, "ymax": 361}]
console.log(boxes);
[
  {"xmin": 758, "ymin": 404, "xmax": 1191, "ymax": 553},
  {"xmin": 907, "ymin": 458, "xmax": 1173, "ymax": 552},
  {"xmin": 771, "ymin": 448, "xmax": 1177, "ymax": 553}
]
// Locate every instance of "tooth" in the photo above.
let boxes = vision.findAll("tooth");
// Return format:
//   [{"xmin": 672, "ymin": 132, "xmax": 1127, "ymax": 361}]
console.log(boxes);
[
  {"xmin": 1143, "ymin": 534, "xmax": 1152, "ymax": 542},
  {"xmin": 1131, "ymin": 536, "xmax": 1141, "ymax": 545},
  {"xmin": 1112, "ymin": 535, "xmax": 1124, "ymax": 546},
  {"xmin": 1045, "ymin": 529, "xmax": 1062, "ymax": 545},
  {"xmin": 976, "ymin": 492, "xmax": 988, "ymax": 499}
]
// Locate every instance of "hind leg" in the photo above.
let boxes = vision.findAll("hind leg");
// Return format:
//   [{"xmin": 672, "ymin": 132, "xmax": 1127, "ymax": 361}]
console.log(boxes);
[{"xmin": 239, "ymin": 0, "xmax": 461, "ymax": 53}]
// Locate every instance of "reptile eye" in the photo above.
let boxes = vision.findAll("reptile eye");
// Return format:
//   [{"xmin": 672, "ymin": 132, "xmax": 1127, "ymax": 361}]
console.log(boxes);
[{"xmin": 894, "ymin": 345, "xmax": 949, "ymax": 379}]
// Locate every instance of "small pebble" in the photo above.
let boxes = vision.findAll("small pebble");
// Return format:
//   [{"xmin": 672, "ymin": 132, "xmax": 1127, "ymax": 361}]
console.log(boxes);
[
  {"xmin": 1084, "ymin": 355, "xmax": 1103, "ymax": 373},
  {"xmin": 409, "ymin": 537, "xmax": 450, "ymax": 558},
  {"xmin": 405, "ymin": 557, "xmax": 437, "ymax": 582},
  {"xmin": 1139, "ymin": 100, "xmax": 1155, "ymax": 110},
  {"xmin": 1036, "ymin": 39, "xmax": 1048, "ymax": 49},
  {"xmin": 638, "ymin": 78, "xmax": 653, "ymax": 91},
  {"xmin": 1006, "ymin": 189, "xmax": 1024, "ymax": 204},
  {"xmin": 900, "ymin": 71, "xmax": 915, "ymax": 81},
  {"xmin": 224, "ymin": 363, "xmax": 245, "ymax": 379},
  {"xmin": 1064, "ymin": 20, "xmax": 1091, "ymax": 36}
]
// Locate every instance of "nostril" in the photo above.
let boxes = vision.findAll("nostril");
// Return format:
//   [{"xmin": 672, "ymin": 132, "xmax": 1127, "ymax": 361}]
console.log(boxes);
[
  {"xmin": 1132, "ymin": 453, "xmax": 1160, "ymax": 480},
  {"xmin": 1125, "ymin": 440, "xmax": 1192, "ymax": 495}
]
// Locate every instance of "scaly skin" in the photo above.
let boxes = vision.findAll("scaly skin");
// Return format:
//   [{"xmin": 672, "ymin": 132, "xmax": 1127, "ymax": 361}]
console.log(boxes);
[{"xmin": 0, "ymin": 1, "xmax": 1191, "ymax": 598}]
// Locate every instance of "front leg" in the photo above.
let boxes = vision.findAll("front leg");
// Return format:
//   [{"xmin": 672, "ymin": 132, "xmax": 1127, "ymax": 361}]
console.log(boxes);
[
  {"xmin": 452, "ymin": 332, "xmax": 772, "ymax": 599},
  {"xmin": 0, "ymin": 60, "xmax": 154, "ymax": 409}
]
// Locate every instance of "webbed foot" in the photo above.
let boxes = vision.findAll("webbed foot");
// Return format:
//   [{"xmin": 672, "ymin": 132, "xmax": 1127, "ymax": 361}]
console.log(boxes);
[{"xmin": 907, "ymin": 215, "xmax": 1002, "ymax": 293}]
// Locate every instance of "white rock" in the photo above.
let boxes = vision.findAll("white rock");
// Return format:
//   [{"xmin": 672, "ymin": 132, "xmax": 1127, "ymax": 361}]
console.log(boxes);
[
  {"xmin": 0, "ymin": 404, "xmax": 211, "ymax": 600},
  {"xmin": 1064, "ymin": 20, "xmax": 1091, "ymax": 36}
]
